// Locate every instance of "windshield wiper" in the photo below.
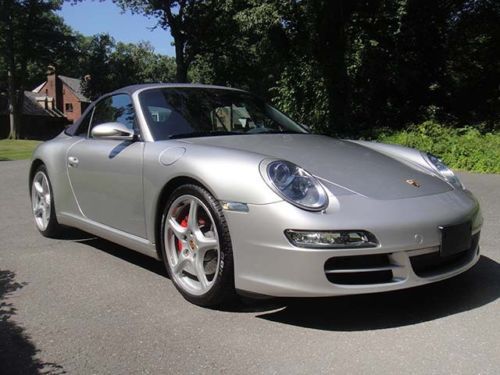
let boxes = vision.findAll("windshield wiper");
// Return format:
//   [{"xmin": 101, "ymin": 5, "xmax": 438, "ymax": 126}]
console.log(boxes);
[{"xmin": 168, "ymin": 131, "xmax": 241, "ymax": 139}]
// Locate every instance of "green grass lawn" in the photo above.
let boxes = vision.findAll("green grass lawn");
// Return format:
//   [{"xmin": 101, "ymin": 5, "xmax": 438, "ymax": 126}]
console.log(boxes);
[{"xmin": 0, "ymin": 139, "xmax": 41, "ymax": 161}]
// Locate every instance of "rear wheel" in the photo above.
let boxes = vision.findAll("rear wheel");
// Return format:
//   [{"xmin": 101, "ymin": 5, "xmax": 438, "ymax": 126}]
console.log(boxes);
[
  {"xmin": 160, "ymin": 184, "xmax": 235, "ymax": 307},
  {"xmin": 31, "ymin": 165, "xmax": 63, "ymax": 237}
]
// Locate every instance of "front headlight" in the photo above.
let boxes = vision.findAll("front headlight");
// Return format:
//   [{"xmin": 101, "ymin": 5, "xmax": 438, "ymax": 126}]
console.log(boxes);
[
  {"xmin": 423, "ymin": 152, "xmax": 463, "ymax": 189},
  {"xmin": 260, "ymin": 160, "xmax": 328, "ymax": 211}
]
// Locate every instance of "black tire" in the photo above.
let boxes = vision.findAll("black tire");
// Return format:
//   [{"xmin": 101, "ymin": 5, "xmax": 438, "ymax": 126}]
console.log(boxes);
[
  {"xmin": 30, "ymin": 165, "xmax": 63, "ymax": 238},
  {"xmin": 160, "ymin": 184, "xmax": 236, "ymax": 307}
]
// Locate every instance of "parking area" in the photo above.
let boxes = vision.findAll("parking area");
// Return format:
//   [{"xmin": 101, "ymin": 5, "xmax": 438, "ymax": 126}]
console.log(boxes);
[{"xmin": 1, "ymin": 160, "xmax": 499, "ymax": 374}]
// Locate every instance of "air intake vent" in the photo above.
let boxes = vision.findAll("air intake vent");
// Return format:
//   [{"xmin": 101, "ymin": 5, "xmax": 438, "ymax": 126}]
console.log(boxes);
[{"xmin": 324, "ymin": 254, "xmax": 398, "ymax": 285}]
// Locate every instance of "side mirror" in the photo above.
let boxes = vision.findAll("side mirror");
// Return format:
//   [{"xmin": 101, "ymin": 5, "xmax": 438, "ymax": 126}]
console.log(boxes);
[{"xmin": 91, "ymin": 122, "xmax": 136, "ymax": 141}]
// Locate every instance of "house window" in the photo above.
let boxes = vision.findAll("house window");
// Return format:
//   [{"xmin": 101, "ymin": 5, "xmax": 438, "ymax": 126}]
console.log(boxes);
[{"xmin": 65, "ymin": 103, "xmax": 73, "ymax": 113}]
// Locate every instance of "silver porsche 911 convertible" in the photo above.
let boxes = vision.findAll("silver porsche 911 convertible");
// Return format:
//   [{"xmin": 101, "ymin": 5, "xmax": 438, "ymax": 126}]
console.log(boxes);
[{"xmin": 30, "ymin": 84, "xmax": 483, "ymax": 306}]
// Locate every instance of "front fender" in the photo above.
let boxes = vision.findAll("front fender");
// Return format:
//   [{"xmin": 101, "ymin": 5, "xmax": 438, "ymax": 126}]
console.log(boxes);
[
  {"xmin": 30, "ymin": 132, "xmax": 82, "ymax": 219},
  {"xmin": 142, "ymin": 141, "xmax": 283, "ymax": 243}
]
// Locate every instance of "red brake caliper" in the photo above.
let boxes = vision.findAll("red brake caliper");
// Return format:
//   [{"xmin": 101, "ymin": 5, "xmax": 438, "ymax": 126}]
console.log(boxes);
[
  {"xmin": 177, "ymin": 217, "xmax": 189, "ymax": 253},
  {"xmin": 176, "ymin": 213, "xmax": 207, "ymax": 253}
]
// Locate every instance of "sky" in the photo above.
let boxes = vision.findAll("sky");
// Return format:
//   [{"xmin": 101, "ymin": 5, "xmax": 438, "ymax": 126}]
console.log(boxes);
[{"xmin": 57, "ymin": 1, "xmax": 175, "ymax": 56}]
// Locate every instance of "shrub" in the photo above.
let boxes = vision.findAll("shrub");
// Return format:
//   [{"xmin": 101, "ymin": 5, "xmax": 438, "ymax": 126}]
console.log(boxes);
[{"xmin": 377, "ymin": 121, "xmax": 500, "ymax": 173}]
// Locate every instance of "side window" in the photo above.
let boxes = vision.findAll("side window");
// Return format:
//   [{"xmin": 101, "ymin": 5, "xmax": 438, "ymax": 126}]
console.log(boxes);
[
  {"xmin": 75, "ymin": 108, "xmax": 93, "ymax": 137},
  {"xmin": 90, "ymin": 94, "xmax": 136, "ymax": 134}
]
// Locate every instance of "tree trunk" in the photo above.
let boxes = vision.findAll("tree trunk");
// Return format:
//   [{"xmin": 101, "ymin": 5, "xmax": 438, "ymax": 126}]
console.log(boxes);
[
  {"xmin": 5, "ymin": 0, "xmax": 18, "ymax": 139},
  {"xmin": 7, "ymin": 59, "xmax": 18, "ymax": 141},
  {"xmin": 7, "ymin": 71, "xmax": 20, "ymax": 140},
  {"xmin": 174, "ymin": 38, "xmax": 189, "ymax": 83}
]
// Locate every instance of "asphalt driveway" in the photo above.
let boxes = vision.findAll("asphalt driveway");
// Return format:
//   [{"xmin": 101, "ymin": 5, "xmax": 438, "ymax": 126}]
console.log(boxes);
[{"xmin": 1, "ymin": 160, "xmax": 499, "ymax": 374}]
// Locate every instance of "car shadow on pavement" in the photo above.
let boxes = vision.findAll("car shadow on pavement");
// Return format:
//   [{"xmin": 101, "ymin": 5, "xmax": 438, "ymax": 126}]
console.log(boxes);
[
  {"xmin": 254, "ymin": 255, "xmax": 500, "ymax": 331},
  {"xmin": 0, "ymin": 270, "xmax": 65, "ymax": 375}
]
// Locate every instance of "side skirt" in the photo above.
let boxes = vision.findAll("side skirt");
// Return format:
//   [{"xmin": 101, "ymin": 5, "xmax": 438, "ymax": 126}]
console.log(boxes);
[{"xmin": 58, "ymin": 212, "xmax": 160, "ymax": 260}]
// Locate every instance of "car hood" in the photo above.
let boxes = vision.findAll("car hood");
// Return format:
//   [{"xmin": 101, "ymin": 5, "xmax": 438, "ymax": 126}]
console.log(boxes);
[{"xmin": 182, "ymin": 134, "xmax": 452, "ymax": 200}]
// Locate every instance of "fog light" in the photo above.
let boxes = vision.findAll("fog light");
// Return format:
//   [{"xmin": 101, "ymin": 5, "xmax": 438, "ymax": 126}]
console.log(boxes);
[{"xmin": 285, "ymin": 230, "xmax": 378, "ymax": 248}]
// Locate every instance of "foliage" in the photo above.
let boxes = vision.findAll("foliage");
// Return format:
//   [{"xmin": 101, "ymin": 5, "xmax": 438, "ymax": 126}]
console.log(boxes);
[
  {"xmin": 112, "ymin": 0, "xmax": 227, "ymax": 82},
  {"xmin": 185, "ymin": 0, "xmax": 500, "ymax": 135},
  {"xmin": 270, "ymin": 57, "xmax": 329, "ymax": 133},
  {"xmin": 377, "ymin": 121, "xmax": 500, "ymax": 173},
  {"xmin": 79, "ymin": 35, "xmax": 176, "ymax": 99},
  {"xmin": 189, "ymin": 0, "xmax": 290, "ymax": 99},
  {"xmin": 0, "ymin": 139, "xmax": 40, "ymax": 160},
  {"xmin": 0, "ymin": 0, "xmax": 76, "ymax": 138}
]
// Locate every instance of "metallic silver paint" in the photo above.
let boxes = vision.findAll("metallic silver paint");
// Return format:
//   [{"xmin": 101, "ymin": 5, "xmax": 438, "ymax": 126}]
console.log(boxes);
[
  {"xmin": 91, "ymin": 122, "xmax": 136, "ymax": 140},
  {"xmin": 224, "ymin": 195, "xmax": 480, "ymax": 296},
  {"xmin": 67, "ymin": 139, "xmax": 146, "ymax": 237},
  {"xmin": 158, "ymin": 147, "xmax": 186, "ymax": 166},
  {"xmin": 30, "ymin": 84, "xmax": 483, "ymax": 298},
  {"xmin": 188, "ymin": 134, "xmax": 453, "ymax": 200}
]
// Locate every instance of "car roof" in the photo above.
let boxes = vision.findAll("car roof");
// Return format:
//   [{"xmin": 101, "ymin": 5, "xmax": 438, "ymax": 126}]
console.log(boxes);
[{"xmin": 112, "ymin": 83, "xmax": 247, "ymax": 96}]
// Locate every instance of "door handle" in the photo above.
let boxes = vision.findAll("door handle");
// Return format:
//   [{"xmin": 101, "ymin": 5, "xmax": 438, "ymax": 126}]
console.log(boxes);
[{"xmin": 68, "ymin": 156, "xmax": 79, "ymax": 167}]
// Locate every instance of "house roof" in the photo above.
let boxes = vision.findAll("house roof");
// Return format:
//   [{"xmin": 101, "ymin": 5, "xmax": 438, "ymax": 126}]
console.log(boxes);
[
  {"xmin": 58, "ymin": 75, "xmax": 90, "ymax": 102},
  {"xmin": 23, "ymin": 91, "xmax": 65, "ymax": 117},
  {"xmin": 32, "ymin": 75, "xmax": 90, "ymax": 103},
  {"xmin": 32, "ymin": 82, "xmax": 45, "ymax": 93},
  {"xmin": 1, "ymin": 91, "xmax": 65, "ymax": 117}
]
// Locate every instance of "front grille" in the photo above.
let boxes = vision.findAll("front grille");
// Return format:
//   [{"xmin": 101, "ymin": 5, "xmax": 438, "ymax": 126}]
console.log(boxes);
[
  {"xmin": 324, "ymin": 254, "xmax": 397, "ymax": 285},
  {"xmin": 410, "ymin": 232, "xmax": 480, "ymax": 278}
]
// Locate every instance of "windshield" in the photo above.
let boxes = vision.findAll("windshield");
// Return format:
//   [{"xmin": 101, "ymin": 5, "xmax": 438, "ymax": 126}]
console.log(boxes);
[{"xmin": 138, "ymin": 87, "xmax": 307, "ymax": 140}]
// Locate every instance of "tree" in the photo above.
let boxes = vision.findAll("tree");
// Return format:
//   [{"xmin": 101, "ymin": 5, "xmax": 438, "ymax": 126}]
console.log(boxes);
[
  {"xmin": 444, "ymin": 0, "xmax": 500, "ymax": 126},
  {"xmin": 190, "ymin": 0, "xmax": 291, "ymax": 97},
  {"xmin": 78, "ymin": 33, "xmax": 115, "ymax": 99},
  {"xmin": 5, "ymin": 0, "xmax": 496, "ymax": 139},
  {"xmin": 79, "ymin": 34, "xmax": 176, "ymax": 99},
  {"xmin": 113, "ymin": 0, "xmax": 224, "ymax": 83},
  {"xmin": 189, "ymin": 0, "xmax": 372, "ymax": 134},
  {"xmin": 269, "ymin": 0, "xmax": 500, "ymax": 133},
  {"xmin": 305, "ymin": 0, "xmax": 358, "ymax": 134},
  {"xmin": 0, "ymin": 0, "xmax": 77, "ymax": 139}
]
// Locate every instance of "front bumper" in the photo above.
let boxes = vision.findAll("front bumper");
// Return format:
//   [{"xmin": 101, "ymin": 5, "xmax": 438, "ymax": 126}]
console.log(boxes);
[{"xmin": 224, "ymin": 188, "xmax": 482, "ymax": 297}]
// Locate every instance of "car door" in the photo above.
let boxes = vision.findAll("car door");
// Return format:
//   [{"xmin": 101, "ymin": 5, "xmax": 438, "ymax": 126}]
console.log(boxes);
[{"xmin": 67, "ymin": 94, "xmax": 146, "ymax": 238}]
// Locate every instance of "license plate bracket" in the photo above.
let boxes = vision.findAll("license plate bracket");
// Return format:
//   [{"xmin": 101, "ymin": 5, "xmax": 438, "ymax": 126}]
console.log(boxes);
[{"xmin": 439, "ymin": 222, "xmax": 472, "ymax": 257}]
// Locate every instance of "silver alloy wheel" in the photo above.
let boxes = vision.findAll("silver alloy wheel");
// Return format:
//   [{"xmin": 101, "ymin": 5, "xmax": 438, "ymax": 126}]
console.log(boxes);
[
  {"xmin": 31, "ymin": 171, "xmax": 51, "ymax": 231},
  {"xmin": 165, "ymin": 195, "xmax": 220, "ymax": 296}
]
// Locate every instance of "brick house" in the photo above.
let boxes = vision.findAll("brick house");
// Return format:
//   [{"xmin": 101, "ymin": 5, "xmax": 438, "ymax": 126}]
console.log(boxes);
[
  {"xmin": 1, "ymin": 71, "xmax": 90, "ymax": 139},
  {"xmin": 33, "ymin": 70, "xmax": 90, "ymax": 123}
]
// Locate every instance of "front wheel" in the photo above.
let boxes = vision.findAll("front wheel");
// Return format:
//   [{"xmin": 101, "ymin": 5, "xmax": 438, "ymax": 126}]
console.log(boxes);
[
  {"xmin": 160, "ymin": 184, "xmax": 236, "ymax": 307},
  {"xmin": 31, "ymin": 165, "xmax": 63, "ymax": 237}
]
